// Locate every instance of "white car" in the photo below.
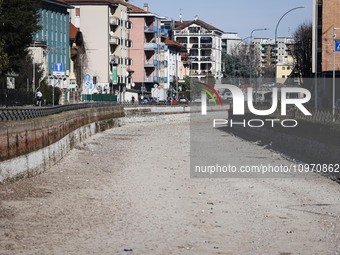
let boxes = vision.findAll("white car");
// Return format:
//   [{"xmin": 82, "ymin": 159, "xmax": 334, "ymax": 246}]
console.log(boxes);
[{"xmin": 222, "ymin": 91, "xmax": 233, "ymax": 101}]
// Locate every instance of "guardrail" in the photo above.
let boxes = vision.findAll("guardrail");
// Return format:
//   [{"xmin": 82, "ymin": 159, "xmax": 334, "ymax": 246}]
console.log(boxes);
[{"xmin": 0, "ymin": 102, "xmax": 118, "ymax": 121}]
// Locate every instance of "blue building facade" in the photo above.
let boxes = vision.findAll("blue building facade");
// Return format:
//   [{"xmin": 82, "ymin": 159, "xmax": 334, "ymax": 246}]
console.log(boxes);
[{"xmin": 34, "ymin": 0, "xmax": 72, "ymax": 75}]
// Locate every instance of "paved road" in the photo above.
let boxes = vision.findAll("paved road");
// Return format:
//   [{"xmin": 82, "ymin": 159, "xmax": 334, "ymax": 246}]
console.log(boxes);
[{"xmin": 0, "ymin": 115, "xmax": 339, "ymax": 254}]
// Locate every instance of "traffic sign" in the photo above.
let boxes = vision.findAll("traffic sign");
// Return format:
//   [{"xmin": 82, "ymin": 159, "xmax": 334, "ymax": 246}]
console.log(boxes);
[
  {"xmin": 85, "ymin": 81, "xmax": 93, "ymax": 90},
  {"xmin": 53, "ymin": 62, "xmax": 65, "ymax": 75},
  {"xmin": 85, "ymin": 74, "xmax": 91, "ymax": 81},
  {"xmin": 335, "ymin": 41, "xmax": 340, "ymax": 52}
]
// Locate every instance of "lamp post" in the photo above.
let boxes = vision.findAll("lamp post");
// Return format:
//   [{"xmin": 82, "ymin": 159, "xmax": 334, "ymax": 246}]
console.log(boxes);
[
  {"xmin": 32, "ymin": 41, "xmax": 37, "ymax": 97},
  {"xmin": 274, "ymin": 6, "xmax": 305, "ymax": 84},
  {"xmin": 333, "ymin": 27, "xmax": 340, "ymax": 122}
]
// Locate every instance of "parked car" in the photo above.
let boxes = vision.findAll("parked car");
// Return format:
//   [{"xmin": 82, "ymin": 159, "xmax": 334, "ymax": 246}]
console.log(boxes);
[
  {"xmin": 139, "ymin": 97, "xmax": 159, "ymax": 104},
  {"xmin": 178, "ymin": 97, "xmax": 189, "ymax": 104},
  {"xmin": 167, "ymin": 97, "xmax": 178, "ymax": 105},
  {"xmin": 140, "ymin": 97, "xmax": 151, "ymax": 104},
  {"xmin": 221, "ymin": 91, "xmax": 232, "ymax": 101}
]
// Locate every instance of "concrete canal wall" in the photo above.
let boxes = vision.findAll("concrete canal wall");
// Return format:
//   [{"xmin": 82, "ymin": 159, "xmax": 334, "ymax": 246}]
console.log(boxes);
[{"xmin": 0, "ymin": 106, "xmax": 124, "ymax": 183}]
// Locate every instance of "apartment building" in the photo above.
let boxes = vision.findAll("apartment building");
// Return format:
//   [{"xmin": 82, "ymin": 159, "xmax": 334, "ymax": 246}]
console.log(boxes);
[
  {"xmin": 253, "ymin": 37, "xmax": 294, "ymax": 83},
  {"xmin": 31, "ymin": 0, "xmax": 72, "ymax": 88},
  {"xmin": 222, "ymin": 33, "xmax": 242, "ymax": 55},
  {"xmin": 173, "ymin": 17, "xmax": 223, "ymax": 81},
  {"xmin": 66, "ymin": 0, "xmax": 132, "ymax": 97},
  {"xmin": 160, "ymin": 38, "xmax": 185, "ymax": 97},
  {"xmin": 68, "ymin": 22, "xmax": 85, "ymax": 103},
  {"xmin": 313, "ymin": 0, "xmax": 340, "ymax": 74},
  {"xmin": 126, "ymin": 3, "xmax": 170, "ymax": 98},
  {"xmin": 313, "ymin": 0, "xmax": 340, "ymax": 108},
  {"xmin": 221, "ymin": 33, "xmax": 242, "ymax": 76}
]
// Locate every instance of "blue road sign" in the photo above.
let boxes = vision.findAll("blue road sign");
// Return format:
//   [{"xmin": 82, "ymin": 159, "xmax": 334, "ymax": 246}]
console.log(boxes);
[
  {"xmin": 85, "ymin": 81, "xmax": 93, "ymax": 90},
  {"xmin": 53, "ymin": 63, "xmax": 65, "ymax": 76},
  {"xmin": 85, "ymin": 74, "xmax": 91, "ymax": 81},
  {"xmin": 54, "ymin": 63, "xmax": 63, "ymax": 72},
  {"xmin": 335, "ymin": 41, "xmax": 340, "ymax": 52}
]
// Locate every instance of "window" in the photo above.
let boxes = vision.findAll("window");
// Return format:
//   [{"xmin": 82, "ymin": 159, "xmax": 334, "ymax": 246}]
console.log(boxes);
[
  {"xmin": 190, "ymin": 37, "xmax": 198, "ymax": 43},
  {"xmin": 201, "ymin": 37, "xmax": 212, "ymax": 44},
  {"xmin": 282, "ymin": 67, "xmax": 285, "ymax": 70},
  {"xmin": 75, "ymin": 8, "xmax": 80, "ymax": 17},
  {"xmin": 176, "ymin": 37, "xmax": 187, "ymax": 44},
  {"xmin": 188, "ymin": 27, "xmax": 200, "ymax": 33},
  {"xmin": 126, "ymin": 21, "xmax": 132, "ymax": 29}
]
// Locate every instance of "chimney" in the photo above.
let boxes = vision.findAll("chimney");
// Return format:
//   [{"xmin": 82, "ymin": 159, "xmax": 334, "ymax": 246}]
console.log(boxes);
[{"xmin": 143, "ymin": 3, "xmax": 149, "ymax": 12}]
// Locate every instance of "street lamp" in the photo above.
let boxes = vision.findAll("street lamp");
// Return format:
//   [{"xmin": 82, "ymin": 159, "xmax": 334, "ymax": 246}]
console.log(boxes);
[
  {"xmin": 32, "ymin": 40, "xmax": 37, "ymax": 94},
  {"xmin": 274, "ymin": 6, "xmax": 305, "ymax": 84},
  {"xmin": 333, "ymin": 27, "xmax": 340, "ymax": 122}
]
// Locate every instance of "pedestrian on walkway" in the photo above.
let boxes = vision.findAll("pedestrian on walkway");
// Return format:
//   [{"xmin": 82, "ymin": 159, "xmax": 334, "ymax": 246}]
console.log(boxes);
[{"xmin": 36, "ymin": 90, "xmax": 43, "ymax": 106}]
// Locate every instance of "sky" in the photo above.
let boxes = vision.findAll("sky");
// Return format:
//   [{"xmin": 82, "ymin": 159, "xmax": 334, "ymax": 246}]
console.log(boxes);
[{"xmin": 129, "ymin": 0, "xmax": 312, "ymax": 39}]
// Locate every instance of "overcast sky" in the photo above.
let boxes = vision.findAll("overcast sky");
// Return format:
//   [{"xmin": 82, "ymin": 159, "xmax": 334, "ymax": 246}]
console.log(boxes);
[{"xmin": 129, "ymin": 0, "xmax": 312, "ymax": 39}]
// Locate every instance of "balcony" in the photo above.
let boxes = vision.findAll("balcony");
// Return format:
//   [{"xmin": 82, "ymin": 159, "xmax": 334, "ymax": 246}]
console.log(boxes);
[
  {"xmin": 200, "ymin": 43, "xmax": 213, "ymax": 49},
  {"xmin": 126, "ymin": 20, "xmax": 132, "ymax": 29},
  {"xmin": 189, "ymin": 70, "xmax": 212, "ymax": 76},
  {"xmin": 109, "ymin": 35, "xmax": 120, "ymax": 45},
  {"xmin": 160, "ymin": 28, "xmax": 168, "ymax": 35},
  {"xmin": 174, "ymin": 30, "xmax": 214, "ymax": 36},
  {"xmin": 188, "ymin": 56, "xmax": 213, "ymax": 62},
  {"xmin": 159, "ymin": 77, "xmax": 168, "ymax": 83},
  {"xmin": 144, "ymin": 76, "xmax": 155, "ymax": 83},
  {"xmin": 144, "ymin": 59, "xmax": 157, "ymax": 68},
  {"xmin": 144, "ymin": 43, "xmax": 158, "ymax": 51},
  {"xmin": 200, "ymin": 56, "xmax": 213, "ymax": 62},
  {"xmin": 110, "ymin": 17, "xmax": 120, "ymax": 26},
  {"xmin": 160, "ymin": 44, "xmax": 168, "ymax": 51},
  {"xmin": 125, "ymin": 39, "xmax": 132, "ymax": 48},
  {"xmin": 110, "ymin": 55, "xmax": 119, "ymax": 65},
  {"xmin": 144, "ymin": 25, "xmax": 158, "ymax": 33}
]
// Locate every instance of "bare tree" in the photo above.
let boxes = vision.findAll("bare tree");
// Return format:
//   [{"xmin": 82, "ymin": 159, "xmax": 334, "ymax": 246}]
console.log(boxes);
[
  {"xmin": 222, "ymin": 44, "xmax": 253, "ymax": 85},
  {"xmin": 290, "ymin": 22, "xmax": 313, "ymax": 79},
  {"xmin": 0, "ymin": 0, "xmax": 8, "ymax": 74}
]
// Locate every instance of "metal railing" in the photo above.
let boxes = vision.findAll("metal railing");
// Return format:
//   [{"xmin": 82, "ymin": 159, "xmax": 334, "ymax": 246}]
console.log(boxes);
[
  {"xmin": 0, "ymin": 102, "xmax": 119, "ymax": 121},
  {"xmin": 294, "ymin": 109, "xmax": 340, "ymax": 123}
]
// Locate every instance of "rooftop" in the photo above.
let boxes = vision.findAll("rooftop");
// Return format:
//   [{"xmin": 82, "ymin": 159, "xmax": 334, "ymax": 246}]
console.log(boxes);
[{"xmin": 174, "ymin": 18, "xmax": 224, "ymax": 33}]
